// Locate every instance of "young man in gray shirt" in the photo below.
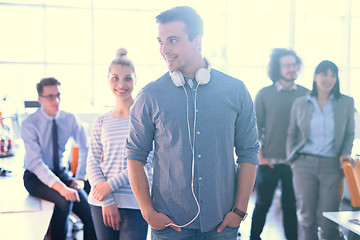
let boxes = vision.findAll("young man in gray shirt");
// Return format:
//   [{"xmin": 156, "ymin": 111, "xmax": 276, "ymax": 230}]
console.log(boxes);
[{"xmin": 250, "ymin": 48, "xmax": 308, "ymax": 240}]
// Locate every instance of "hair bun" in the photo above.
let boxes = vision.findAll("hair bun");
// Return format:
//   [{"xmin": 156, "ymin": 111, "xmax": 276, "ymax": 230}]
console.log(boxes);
[{"xmin": 116, "ymin": 48, "xmax": 128, "ymax": 58}]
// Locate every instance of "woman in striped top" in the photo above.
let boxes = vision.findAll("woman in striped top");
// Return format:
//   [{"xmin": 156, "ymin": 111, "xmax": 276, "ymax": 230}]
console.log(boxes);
[{"xmin": 87, "ymin": 48, "xmax": 153, "ymax": 240}]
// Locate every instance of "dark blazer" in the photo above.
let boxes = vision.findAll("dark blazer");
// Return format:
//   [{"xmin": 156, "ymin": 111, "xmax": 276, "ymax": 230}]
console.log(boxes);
[{"xmin": 286, "ymin": 94, "xmax": 355, "ymax": 162}]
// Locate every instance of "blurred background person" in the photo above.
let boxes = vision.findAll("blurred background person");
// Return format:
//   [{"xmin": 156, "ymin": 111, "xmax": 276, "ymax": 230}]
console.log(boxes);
[
  {"xmin": 22, "ymin": 77, "xmax": 96, "ymax": 240},
  {"xmin": 250, "ymin": 48, "xmax": 308, "ymax": 240},
  {"xmin": 287, "ymin": 60, "xmax": 355, "ymax": 240}
]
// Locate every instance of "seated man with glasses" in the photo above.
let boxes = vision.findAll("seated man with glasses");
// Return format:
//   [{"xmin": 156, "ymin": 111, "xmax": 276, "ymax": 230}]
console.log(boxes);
[{"xmin": 21, "ymin": 77, "xmax": 96, "ymax": 240}]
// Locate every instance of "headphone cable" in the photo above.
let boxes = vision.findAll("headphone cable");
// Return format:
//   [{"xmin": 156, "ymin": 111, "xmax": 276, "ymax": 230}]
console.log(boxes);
[{"xmin": 165, "ymin": 84, "xmax": 200, "ymax": 228}]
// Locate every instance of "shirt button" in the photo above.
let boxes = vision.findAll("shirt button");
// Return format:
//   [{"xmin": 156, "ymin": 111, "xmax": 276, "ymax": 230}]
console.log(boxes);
[
  {"xmin": 197, "ymin": 131, "xmax": 200, "ymax": 135},
  {"xmin": 198, "ymin": 154, "xmax": 201, "ymax": 158},
  {"xmin": 199, "ymin": 177, "xmax": 202, "ymax": 181},
  {"xmin": 196, "ymin": 109, "xmax": 199, "ymax": 112}
]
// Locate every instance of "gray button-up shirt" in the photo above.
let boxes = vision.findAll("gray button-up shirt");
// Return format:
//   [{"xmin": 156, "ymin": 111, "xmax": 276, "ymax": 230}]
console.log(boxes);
[{"xmin": 126, "ymin": 69, "xmax": 260, "ymax": 232}]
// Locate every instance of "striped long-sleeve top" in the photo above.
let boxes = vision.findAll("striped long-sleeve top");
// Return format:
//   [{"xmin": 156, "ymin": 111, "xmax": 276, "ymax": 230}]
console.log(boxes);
[{"xmin": 87, "ymin": 112, "xmax": 153, "ymax": 208}]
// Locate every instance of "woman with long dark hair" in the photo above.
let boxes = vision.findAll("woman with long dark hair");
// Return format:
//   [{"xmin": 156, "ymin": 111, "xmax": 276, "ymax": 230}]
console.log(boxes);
[{"xmin": 287, "ymin": 60, "xmax": 355, "ymax": 240}]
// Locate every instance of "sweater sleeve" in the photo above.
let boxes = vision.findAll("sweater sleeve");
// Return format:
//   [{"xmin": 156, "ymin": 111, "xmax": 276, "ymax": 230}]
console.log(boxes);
[
  {"xmin": 340, "ymin": 97, "xmax": 355, "ymax": 156},
  {"xmin": 254, "ymin": 90, "xmax": 266, "ymax": 147},
  {"xmin": 87, "ymin": 115, "xmax": 116, "ymax": 206}
]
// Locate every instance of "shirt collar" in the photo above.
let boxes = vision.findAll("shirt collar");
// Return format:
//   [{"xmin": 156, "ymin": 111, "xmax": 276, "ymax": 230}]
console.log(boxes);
[
  {"xmin": 275, "ymin": 81, "xmax": 297, "ymax": 92},
  {"xmin": 306, "ymin": 94, "xmax": 335, "ymax": 102},
  {"xmin": 39, "ymin": 107, "xmax": 59, "ymax": 121}
]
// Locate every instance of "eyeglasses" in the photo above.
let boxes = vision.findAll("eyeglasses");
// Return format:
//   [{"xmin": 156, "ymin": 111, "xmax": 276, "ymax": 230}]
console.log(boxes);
[
  {"xmin": 282, "ymin": 63, "xmax": 298, "ymax": 69},
  {"xmin": 39, "ymin": 93, "xmax": 61, "ymax": 100}
]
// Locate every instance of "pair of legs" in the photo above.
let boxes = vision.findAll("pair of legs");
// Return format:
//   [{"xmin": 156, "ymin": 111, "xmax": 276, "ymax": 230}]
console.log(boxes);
[
  {"xmin": 90, "ymin": 205, "xmax": 148, "ymax": 240},
  {"xmin": 151, "ymin": 225, "xmax": 238, "ymax": 240},
  {"xmin": 250, "ymin": 164, "xmax": 298, "ymax": 240},
  {"xmin": 292, "ymin": 155, "xmax": 344, "ymax": 240},
  {"xmin": 23, "ymin": 170, "xmax": 96, "ymax": 240}
]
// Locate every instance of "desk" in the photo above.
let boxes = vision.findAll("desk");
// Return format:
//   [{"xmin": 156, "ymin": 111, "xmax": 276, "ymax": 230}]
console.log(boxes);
[
  {"xmin": 0, "ymin": 141, "xmax": 54, "ymax": 240},
  {"xmin": 323, "ymin": 211, "xmax": 360, "ymax": 235},
  {"xmin": 0, "ymin": 198, "xmax": 54, "ymax": 240}
]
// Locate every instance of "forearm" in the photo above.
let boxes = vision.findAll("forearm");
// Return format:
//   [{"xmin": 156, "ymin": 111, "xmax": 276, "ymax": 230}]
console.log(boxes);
[
  {"xmin": 128, "ymin": 159, "xmax": 154, "ymax": 219},
  {"xmin": 52, "ymin": 180, "xmax": 67, "ymax": 192},
  {"xmin": 234, "ymin": 162, "xmax": 257, "ymax": 211},
  {"xmin": 52, "ymin": 179, "xmax": 80, "ymax": 202},
  {"xmin": 108, "ymin": 169, "xmax": 130, "ymax": 190}
]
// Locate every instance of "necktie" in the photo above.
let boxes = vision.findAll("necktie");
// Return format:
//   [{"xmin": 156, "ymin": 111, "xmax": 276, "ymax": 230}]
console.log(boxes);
[{"xmin": 52, "ymin": 119, "xmax": 60, "ymax": 174}]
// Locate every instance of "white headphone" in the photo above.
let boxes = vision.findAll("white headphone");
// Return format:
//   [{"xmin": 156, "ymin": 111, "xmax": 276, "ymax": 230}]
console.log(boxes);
[{"xmin": 170, "ymin": 60, "xmax": 211, "ymax": 87}]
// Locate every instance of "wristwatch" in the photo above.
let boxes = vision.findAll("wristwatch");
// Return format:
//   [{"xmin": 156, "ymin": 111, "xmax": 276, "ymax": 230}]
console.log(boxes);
[{"xmin": 232, "ymin": 207, "xmax": 248, "ymax": 221}]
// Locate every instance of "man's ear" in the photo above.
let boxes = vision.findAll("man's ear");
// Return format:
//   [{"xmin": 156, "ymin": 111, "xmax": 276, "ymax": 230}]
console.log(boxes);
[{"xmin": 193, "ymin": 35, "xmax": 202, "ymax": 51}]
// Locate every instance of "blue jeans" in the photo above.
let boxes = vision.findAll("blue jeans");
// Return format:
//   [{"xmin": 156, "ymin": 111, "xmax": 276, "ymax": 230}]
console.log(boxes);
[
  {"xmin": 23, "ymin": 170, "xmax": 96, "ymax": 240},
  {"xmin": 151, "ymin": 225, "xmax": 238, "ymax": 240},
  {"xmin": 90, "ymin": 205, "xmax": 148, "ymax": 240},
  {"xmin": 250, "ymin": 164, "xmax": 298, "ymax": 240}
]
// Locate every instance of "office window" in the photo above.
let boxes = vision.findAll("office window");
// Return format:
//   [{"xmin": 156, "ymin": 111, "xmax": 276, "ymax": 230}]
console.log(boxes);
[
  {"xmin": 0, "ymin": 64, "xmax": 45, "ymax": 102},
  {"xmin": 45, "ymin": 64, "xmax": 92, "ymax": 111},
  {"xmin": 0, "ymin": 5, "xmax": 44, "ymax": 62},
  {"xmin": 295, "ymin": 16, "xmax": 347, "ymax": 66},
  {"xmin": 2, "ymin": 0, "xmax": 43, "ymax": 4},
  {"xmin": 45, "ymin": 7, "xmax": 92, "ymax": 64},
  {"xmin": 93, "ymin": 10, "xmax": 160, "ymax": 65},
  {"xmin": 296, "ymin": 0, "xmax": 348, "ymax": 16},
  {"xmin": 351, "ymin": 17, "xmax": 360, "ymax": 67},
  {"xmin": 0, "ymin": 0, "xmax": 359, "ymax": 114},
  {"xmin": 349, "ymin": 69, "xmax": 360, "ymax": 110},
  {"xmin": 352, "ymin": 0, "xmax": 360, "ymax": 16},
  {"xmin": 45, "ymin": 0, "xmax": 91, "ymax": 7}
]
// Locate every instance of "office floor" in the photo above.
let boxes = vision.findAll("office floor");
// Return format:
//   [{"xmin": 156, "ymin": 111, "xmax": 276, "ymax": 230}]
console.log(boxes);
[{"xmin": 68, "ymin": 188, "xmax": 353, "ymax": 240}]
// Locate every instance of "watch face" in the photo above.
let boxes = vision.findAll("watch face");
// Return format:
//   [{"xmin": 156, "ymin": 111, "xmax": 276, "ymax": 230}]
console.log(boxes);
[{"xmin": 242, "ymin": 212, "xmax": 248, "ymax": 220}]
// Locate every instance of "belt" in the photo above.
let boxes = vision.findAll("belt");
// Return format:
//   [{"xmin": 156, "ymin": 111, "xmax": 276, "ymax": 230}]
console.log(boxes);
[{"xmin": 300, "ymin": 153, "xmax": 327, "ymax": 158}]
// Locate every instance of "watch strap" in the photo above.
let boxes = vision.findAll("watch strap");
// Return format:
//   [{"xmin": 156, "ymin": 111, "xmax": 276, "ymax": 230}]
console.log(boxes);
[{"xmin": 232, "ymin": 207, "xmax": 248, "ymax": 220}]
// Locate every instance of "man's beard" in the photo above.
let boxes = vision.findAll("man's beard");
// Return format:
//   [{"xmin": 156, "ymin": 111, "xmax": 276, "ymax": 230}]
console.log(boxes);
[{"xmin": 280, "ymin": 73, "xmax": 297, "ymax": 82}]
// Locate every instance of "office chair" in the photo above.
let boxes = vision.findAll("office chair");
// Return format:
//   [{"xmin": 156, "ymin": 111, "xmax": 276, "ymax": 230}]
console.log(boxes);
[
  {"xmin": 343, "ymin": 158, "xmax": 360, "ymax": 208},
  {"xmin": 24, "ymin": 101, "xmax": 40, "ymax": 114},
  {"xmin": 67, "ymin": 144, "xmax": 84, "ymax": 240},
  {"xmin": 342, "ymin": 158, "xmax": 360, "ymax": 240}
]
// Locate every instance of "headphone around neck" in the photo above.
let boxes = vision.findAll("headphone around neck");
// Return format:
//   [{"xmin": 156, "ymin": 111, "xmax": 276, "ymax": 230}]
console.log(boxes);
[
  {"xmin": 170, "ymin": 59, "xmax": 211, "ymax": 87},
  {"xmin": 164, "ymin": 59, "xmax": 211, "ymax": 229}
]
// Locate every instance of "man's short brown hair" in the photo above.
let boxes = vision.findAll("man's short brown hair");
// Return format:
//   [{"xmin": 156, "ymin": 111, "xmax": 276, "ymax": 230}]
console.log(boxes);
[{"xmin": 36, "ymin": 77, "xmax": 61, "ymax": 96}]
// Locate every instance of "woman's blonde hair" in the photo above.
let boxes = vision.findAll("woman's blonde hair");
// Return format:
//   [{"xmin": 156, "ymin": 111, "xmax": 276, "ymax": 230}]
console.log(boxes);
[{"xmin": 108, "ymin": 48, "xmax": 135, "ymax": 76}]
